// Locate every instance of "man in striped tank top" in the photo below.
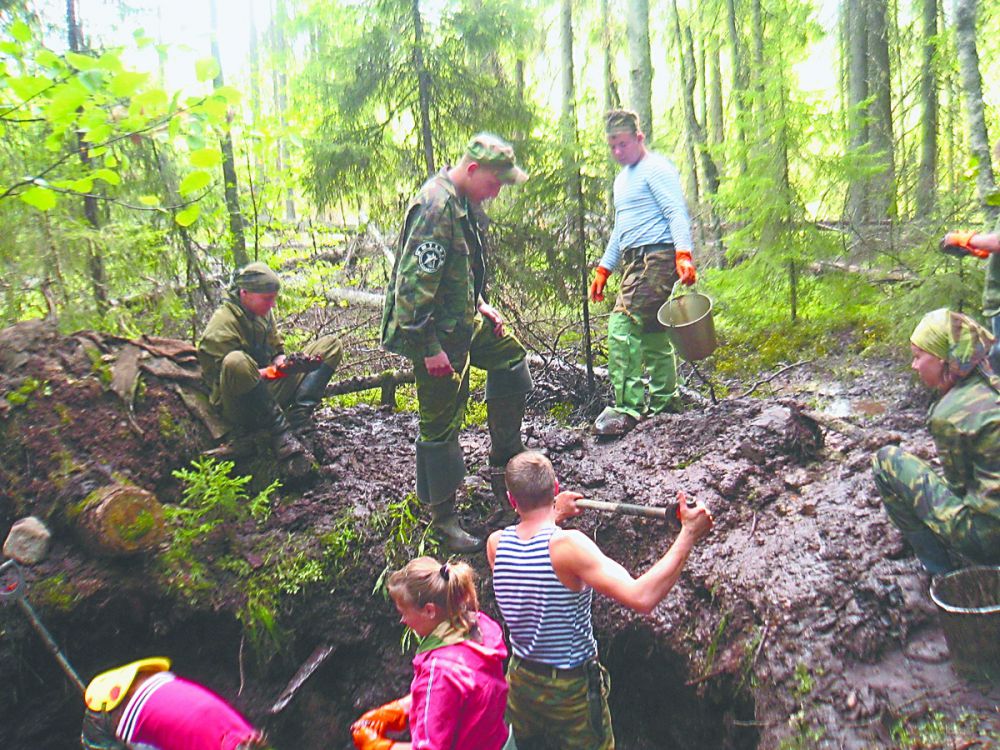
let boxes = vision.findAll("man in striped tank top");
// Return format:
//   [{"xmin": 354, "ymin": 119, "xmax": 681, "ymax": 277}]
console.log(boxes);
[
  {"xmin": 487, "ymin": 452, "xmax": 713, "ymax": 749},
  {"xmin": 589, "ymin": 109, "xmax": 697, "ymax": 437}
]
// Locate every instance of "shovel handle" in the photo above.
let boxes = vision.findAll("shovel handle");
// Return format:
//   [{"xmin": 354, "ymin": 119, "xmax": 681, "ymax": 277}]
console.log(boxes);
[{"xmin": 575, "ymin": 499, "xmax": 674, "ymax": 520}]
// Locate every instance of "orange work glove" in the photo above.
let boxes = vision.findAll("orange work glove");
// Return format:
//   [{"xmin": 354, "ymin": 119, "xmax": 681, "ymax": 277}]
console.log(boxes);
[
  {"xmin": 940, "ymin": 231, "xmax": 989, "ymax": 259},
  {"xmin": 589, "ymin": 266, "xmax": 611, "ymax": 302},
  {"xmin": 351, "ymin": 721, "xmax": 395, "ymax": 750},
  {"xmin": 356, "ymin": 700, "xmax": 408, "ymax": 733},
  {"xmin": 675, "ymin": 250, "xmax": 697, "ymax": 285}
]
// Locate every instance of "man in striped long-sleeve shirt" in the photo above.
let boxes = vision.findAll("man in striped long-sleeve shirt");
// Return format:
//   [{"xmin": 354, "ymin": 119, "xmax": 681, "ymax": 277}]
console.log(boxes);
[
  {"xmin": 590, "ymin": 110, "xmax": 697, "ymax": 437},
  {"xmin": 487, "ymin": 452, "xmax": 713, "ymax": 749}
]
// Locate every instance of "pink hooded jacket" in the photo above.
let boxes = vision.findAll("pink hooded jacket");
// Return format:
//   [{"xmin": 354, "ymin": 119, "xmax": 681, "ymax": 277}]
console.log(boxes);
[{"xmin": 408, "ymin": 612, "xmax": 510, "ymax": 750}]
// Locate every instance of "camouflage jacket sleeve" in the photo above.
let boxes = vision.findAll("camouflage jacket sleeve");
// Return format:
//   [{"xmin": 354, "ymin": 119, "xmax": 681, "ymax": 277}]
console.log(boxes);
[
  {"xmin": 931, "ymin": 376, "xmax": 1000, "ymax": 530},
  {"xmin": 390, "ymin": 197, "xmax": 456, "ymax": 358}
]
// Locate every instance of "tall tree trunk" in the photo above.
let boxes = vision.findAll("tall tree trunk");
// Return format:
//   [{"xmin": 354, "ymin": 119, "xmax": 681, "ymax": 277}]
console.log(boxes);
[
  {"xmin": 844, "ymin": 0, "xmax": 869, "ymax": 226},
  {"xmin": 66, "ymin": 0, "xmax": 107, "ymax": 314},
  {"xmin": 601, "ymin": 0, "xmax": 618, "ymax": 217},
  {"xmin": 209, "ymin": 0, "xmax": 248, "ymax": 267},
  {"xmin": 272, "ymin": 0, "xmax": 295, "ymax": 221},
  {"xmin": 916, "ymin": 0, "xmax": 938, "ymax": 216},
  {"xmin": 725, "ymin": 0, "xmax": 748, "ymax": 173},
  {"xmin": 671, "ymin": 3, "xmax": 700, "ymax": 204},
  {"xmin": 560, "ymin": 0, "xmax": 595, "ymax": 390},
  {"xmin": 412, "ymin": 0, "xmax": 435, "ymax": 175},
  {"xmin": 625, "ymin": 0, "xmax": 653, "ymax": 140},
  {"xmin": 709, "ymin": 40, "xmax": 724, "ymax": 150},
  {"xmin": 866, "ymin": 0, "xmax": 895, "ymax": 220},
  {"xmin": 954, "ymin": 0, "xmax": 999, "ymax": 221}
]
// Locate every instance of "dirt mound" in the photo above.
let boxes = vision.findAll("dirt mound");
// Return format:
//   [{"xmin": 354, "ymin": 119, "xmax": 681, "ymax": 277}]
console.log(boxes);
[{"xmin": 1, "ymin": 323, "xmax": 998, "ymax": 749}]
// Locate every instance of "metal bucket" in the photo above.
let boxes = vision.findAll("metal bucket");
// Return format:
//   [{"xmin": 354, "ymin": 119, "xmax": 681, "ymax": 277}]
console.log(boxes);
[
  {"xmin": 656, "ymin": 293, "xmax": 718, "ymax": 361},
  {"xmin": 929, "ymin": 565, "xmax": 1000, "ymax": 682}
]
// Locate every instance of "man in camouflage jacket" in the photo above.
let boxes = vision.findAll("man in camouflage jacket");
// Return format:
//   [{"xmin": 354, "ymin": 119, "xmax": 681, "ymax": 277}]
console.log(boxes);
[
  {"xmin": 198, "ymin": 262, "xmax": 342, "ymax": 477},
  {"xmin": 872, "ymin": 308, "xmax": 1000, "ymax": 573},
  {"xmin": 382, "ymin": 133, "xmax": 531, "ymax": 552}
]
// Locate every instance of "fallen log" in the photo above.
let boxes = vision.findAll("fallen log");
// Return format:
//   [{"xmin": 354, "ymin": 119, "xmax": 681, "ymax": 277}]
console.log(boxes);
[{"xmin": 66, "ymin": 483, "xmax": 166, "ymax": 557}]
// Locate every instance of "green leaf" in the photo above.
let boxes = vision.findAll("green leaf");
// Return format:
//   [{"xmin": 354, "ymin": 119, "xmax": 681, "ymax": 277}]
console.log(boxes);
[
  {"xmin": 109, "ymin": 71, "xmax": 149, "ymax": 98},
  {"xmin": 986, "ymin": 192, "xmax": 1000, "ymax": 207},
  {"xmin": 8, "ymin": 75, "xmax": 50, "ymax": 102},
  {"xmin": 9, "ymin": 21, "xmax": 32, "ymax": 43},
  {"xmin": 0, "ymin": 41, "xmax": 21, "ymax": 55},
  {"xmin": 138, "ymin": 195, "xmax": 161, "ymax": 207},
  {"xmin": 77, "ymin": 69, "xmax": 106, "ymax": 92},
  {"xmin": 175, "ymin": 204, "xmax": 201, "ymax": 227},
  {"xmin": 194, "ymin": 58, "xmax": 220, "ymax": 83},
  {"xmin": 197, "ymin": 97, "xmax": 228, "ymax": 124},
  {"xmin": 213, "ymin": 85, "xmax": 242, "ymax": 105},
  {"xmin": 92, "ymin": 168, "xmax": 120, "ymax": 186},
  {"xmin": 20, "ymin": 186, "xmax": 57, "ymax": 211},
  {"xmin": 133, "ymin": 88, "xmax": 168, "ymax": 115},
  {"xmin": 104, "ymin": 153, "xmax": 119, "ymax": 168},
  {"xmin": 95, "ymin": 51, "xmax": 124, "ymax": 73},
  {"xmin": 45, "ymin": 81, "xmax": 89, "ymax": 122},
  {"xmin": 178, "ymin": 170, "xmax": 212, "ymax": 196},
  {"xmin": 133, "ymin": 29, "xmax": 154, "ymax": 48},
  {"xmin": 189, "ymin": 147, "xmax": 222, "ymax": 168},
  {"xmin": 36, "ymin": 50, "xmax": 63, "ymax": 70},
  {"xmin": 65, "ymin": 51, "xmax": 98, "ymax": 71},
  {"xmin": 70, "ymin": 177, "xmax": 94, "ymax": 193}
]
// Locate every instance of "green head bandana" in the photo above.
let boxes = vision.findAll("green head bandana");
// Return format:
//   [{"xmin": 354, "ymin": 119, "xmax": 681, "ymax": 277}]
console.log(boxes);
[
  {"xmin": 233, "ymin": 262, "xmax": 280, "ymax": 293},
  {"xmin": 465, "ymin": 133, "xmax": 528, "ymax": 185},
  {"xmin": 910, "ymin": 308, "xmax": 994, "ymax": 380}
]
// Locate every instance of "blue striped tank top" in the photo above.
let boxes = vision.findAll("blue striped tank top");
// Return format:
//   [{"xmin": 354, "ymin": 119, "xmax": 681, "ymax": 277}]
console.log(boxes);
[{"xmin": 493, "ymin": 524, "xmax": 598, "ymax": 669}]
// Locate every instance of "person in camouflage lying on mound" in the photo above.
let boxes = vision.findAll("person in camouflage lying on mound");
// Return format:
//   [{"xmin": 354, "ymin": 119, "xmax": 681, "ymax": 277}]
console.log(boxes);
[
  {"xmin": 872, "ymin": 308, "xmax": 1000, "ymax": 574},
  {"xmin": 198, "ymin": 262, "xmax": 342, "ymax": 477}
]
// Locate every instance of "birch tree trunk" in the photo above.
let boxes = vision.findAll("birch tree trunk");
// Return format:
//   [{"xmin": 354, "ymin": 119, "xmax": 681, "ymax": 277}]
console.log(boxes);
[
  {"xmin": 625, "ymin": 0, "xmax": 653, "ymax": 140},
  {"xmin": 272, "ymin": 0, "xmax": 295, "ymax": 221},
  {"xmin": 209, "ymin": 0, "xmax": 248, "ymax": 267},
  {"xmin": 954, "ymin": 0, "xmax": 999, "ymax": 221},
  {"xmin": 916, "ymin": 0, "xmax": 938, "ymax": 215},
  {"xmin": 412, "ymin": 0, "xmax": 435, "ymax": 176}
]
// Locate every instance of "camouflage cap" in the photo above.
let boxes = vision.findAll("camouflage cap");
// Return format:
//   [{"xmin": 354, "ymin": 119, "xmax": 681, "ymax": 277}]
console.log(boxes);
[
  {"xmin": 465, "ymin": 133, "xmax": 528, "ymax": 185},
  {"xmin": 911, "ymin": 308, "xmax": 994, "ymax": 380},
  {"xmin": 234, "ymin": 262, "xmax": 281, "ymax": 293}
]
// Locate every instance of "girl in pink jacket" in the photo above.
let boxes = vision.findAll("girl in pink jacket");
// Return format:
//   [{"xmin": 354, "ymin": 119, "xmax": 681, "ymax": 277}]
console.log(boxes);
[{"xmin": 351, "ymin": 556, "xmax": 515, "ymax": 750}]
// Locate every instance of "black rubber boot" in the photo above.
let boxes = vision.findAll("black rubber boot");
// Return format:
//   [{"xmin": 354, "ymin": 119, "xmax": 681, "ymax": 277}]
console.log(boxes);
[
  {"xmin": 244, "ymin": 381, "xmax": 313, "ymax": 477},
  {"xmin": 416, "ymin": 439, "xmax": 482, "ymax": 553},
  {"xmin": 286, "ymin": 363, "xmax": 336, "ymax": 429},
  {"xmin": 903, "ymin": 527, "xmax": 955, "ymax": 576}
]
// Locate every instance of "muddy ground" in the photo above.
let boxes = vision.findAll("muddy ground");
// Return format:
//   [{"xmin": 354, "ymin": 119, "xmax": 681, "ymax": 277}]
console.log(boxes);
[{"xmin": 1, "ymin": 319, "xmax": 999, "ymax": 749}]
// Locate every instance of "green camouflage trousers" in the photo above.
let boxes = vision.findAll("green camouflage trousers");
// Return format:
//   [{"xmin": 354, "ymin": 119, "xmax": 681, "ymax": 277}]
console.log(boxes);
[
  {"xmin": 505, "ymin": 658, "xmax": 614, "ymax": 750},
  {"xmin": 607, "ymin": 250, "xmax": 679, "ymax": 419},
  {"xmin": 413, "ymin": 315, "xmax": 526, "ymax": 443},
  {"xmin": 872, "ymin": 445, "xmax": 1000, "ymax": 564},
  {"xmin": 218, "ymin": 335, "xmax": 342, "ymax": 427}
]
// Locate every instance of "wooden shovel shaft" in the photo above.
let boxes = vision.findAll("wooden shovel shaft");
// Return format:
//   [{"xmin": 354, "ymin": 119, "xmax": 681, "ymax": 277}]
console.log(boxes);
[{"xmin": 575, "ymin": 498, "xmax": 677, "ymax": 521}]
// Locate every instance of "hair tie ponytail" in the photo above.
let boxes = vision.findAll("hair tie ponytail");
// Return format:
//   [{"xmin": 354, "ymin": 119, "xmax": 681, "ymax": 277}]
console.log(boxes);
[{"xmin": 439, "ymin": 563, "xmax": 450, "ymax": 581}]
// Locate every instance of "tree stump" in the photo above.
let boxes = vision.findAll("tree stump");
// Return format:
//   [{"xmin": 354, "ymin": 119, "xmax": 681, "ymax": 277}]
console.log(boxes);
[{"xmin": 69, "ymin": 484, "xmax": 166, "ymax": 556}]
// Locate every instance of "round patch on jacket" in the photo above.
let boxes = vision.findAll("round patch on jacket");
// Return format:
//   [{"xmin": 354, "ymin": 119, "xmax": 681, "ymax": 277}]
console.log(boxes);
[{"xmin": 415, "ymin": 242, "xmax": 446, "ymax": 274}]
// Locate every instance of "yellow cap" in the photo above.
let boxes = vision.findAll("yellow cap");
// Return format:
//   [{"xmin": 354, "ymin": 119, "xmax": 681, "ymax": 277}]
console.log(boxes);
[{"xmin": 85, "ymin": 657, "xmax": 171, "ymax": 712}]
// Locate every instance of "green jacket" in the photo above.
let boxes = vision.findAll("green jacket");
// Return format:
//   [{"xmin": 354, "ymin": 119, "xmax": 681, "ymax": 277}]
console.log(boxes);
[
  {"xmin": 381, "ymin": 169, "xmax": 486, "ymax": 361},
  {"xmin": 197, "ymin": 293, "xmax": 283, "ymax": 406},
  {"xmin": 928, "ymin": 368, "xmax": 1000, "ymax": 547}
]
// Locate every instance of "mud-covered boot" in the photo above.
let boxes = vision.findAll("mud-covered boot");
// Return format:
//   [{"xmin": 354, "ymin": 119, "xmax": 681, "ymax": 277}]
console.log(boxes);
[
  {"xmin": 593, "ymin": 406, "xmax": 638, "ymax": 437},
  {"xmin": 416, "ymin": 439, "xmax": 482, "ymax": 552},
  {"xmin": 428, "ymin": 497, "xmax": 484, "ymax": 553},
  {"xmin": 204, "ymin": 429, "xmax": 258, "ymax": 460},
  {"xmin": 245, "ymin": 381, "xmax": 314, "ymax": 477},
  {"xmin": 286, "ymin": 362, "xmax": 336, "ymax": 430}
]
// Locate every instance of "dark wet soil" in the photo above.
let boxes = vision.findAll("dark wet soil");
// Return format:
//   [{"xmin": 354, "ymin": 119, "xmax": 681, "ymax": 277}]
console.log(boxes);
[{"xmin": 1, "ymin": 321, "xmax": 999, "ymax": 749}]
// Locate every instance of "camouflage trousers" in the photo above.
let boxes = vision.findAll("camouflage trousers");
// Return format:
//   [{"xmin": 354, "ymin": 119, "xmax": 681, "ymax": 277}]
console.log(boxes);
[
  {"xmin": 505, "ymin": 657, "xmax": 614, "ymax": 750},
  {"xmin": 872, "ymin": 445, "xmax": 1000, "ymax": 564},
  {"xmin": 607, "ymin": 249, "xmax": 680, "ymax": 419},
  {"xmin": 413, "ymin": 315, "xmax": 527, "ymax": 443},
  {"xmin": 217, "ymin": 335, "xmax": 343, "ymax": 427}
]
